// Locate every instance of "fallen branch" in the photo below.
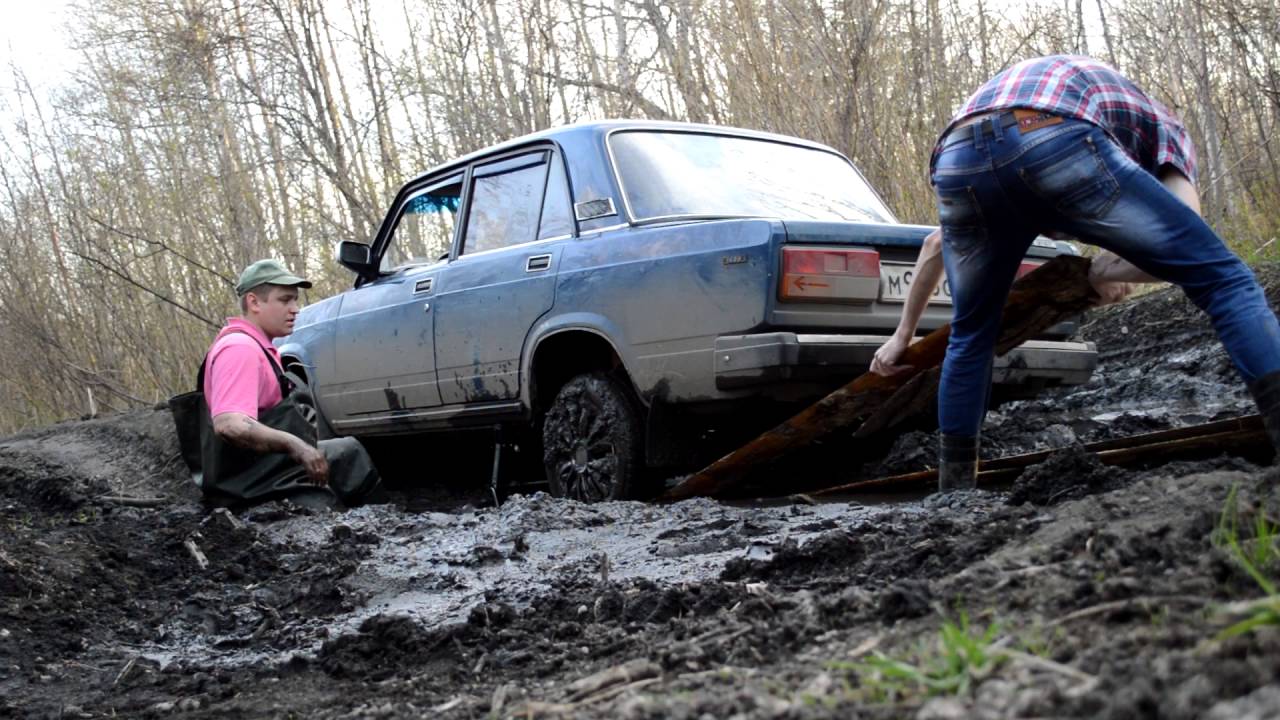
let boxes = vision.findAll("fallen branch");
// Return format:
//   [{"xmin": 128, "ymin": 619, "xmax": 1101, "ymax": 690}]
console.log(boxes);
[
  {"xmin": 663, "ymin": 256, "xmax": 1098, "ymax": 501},
  {"xmin": 97, "ymin": 495, "xmax": 166, "ymax": 508},
  {"xmin": 517, "ymin": 678, "xmax": 663, "ymax": 716},
  {"xmin": 566, "ymin": 658, "xmax": 660, "ymax": 701},
  {"xmin": 685, "ymin": 624, "xmax": 753, "ymax": 648},
  {"xmin": 1047, "ymin": 595, "xmax": 1207, "ymax": 627}
]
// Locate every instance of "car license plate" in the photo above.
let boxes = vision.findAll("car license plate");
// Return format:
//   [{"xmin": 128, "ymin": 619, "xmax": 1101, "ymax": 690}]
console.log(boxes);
[{"xmin": 880, "ymin": 262, "xmax": 952, "ymax": 305}]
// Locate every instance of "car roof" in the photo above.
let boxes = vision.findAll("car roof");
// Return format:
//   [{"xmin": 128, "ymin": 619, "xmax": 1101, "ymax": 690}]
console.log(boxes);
[{"xmin": 403, "ymin": 120, "xmax": 845, "ymax": 187}]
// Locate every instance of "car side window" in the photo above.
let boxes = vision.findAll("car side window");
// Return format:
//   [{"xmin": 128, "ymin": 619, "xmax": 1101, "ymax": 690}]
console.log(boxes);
[
  {"xmin": 381, "ymin": 177, "xmax": 462, "ymax": 272},
  {"xmin": 462, "ymin": 152, "xmax": 549, "ymax": 256},
  {"xmin": 538, "ymin": 155, "xmax": 574, "ymax": 240}
]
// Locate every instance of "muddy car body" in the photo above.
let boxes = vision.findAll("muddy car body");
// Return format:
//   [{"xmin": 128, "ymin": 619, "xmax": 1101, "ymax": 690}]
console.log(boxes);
[{"xmin": 278, "ymin": 120, "xmax": 1097, "ymax": 500}]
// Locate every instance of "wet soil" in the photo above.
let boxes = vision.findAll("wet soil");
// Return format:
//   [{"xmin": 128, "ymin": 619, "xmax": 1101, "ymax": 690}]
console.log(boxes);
[{"xmin": 4, "ymin": 264, "xmax": 1280, "ymax": 719}]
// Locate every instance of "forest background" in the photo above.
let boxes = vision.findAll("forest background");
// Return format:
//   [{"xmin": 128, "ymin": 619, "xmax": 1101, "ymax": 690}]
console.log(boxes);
[{"xmin": 0, "ymin": 0, "xmax": 1277, "ymax": 432}]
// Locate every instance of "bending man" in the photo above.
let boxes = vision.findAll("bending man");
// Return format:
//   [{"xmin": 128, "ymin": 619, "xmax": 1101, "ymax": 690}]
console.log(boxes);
[{"xmin": 886, "ymin": 55, "xmax": 1280, "ymax": 491}]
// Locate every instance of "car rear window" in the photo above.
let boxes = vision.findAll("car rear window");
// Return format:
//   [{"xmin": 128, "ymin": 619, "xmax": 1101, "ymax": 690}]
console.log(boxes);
[{"xmin": 609, "ymin": 131, "xmax": 895, "ymax": 224}]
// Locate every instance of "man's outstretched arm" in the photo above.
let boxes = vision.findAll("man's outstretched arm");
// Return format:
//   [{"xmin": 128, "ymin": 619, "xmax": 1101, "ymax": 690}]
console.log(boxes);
[{"xmin": 870, "ymin": 229, "xmax": 944, "ymax": 377}]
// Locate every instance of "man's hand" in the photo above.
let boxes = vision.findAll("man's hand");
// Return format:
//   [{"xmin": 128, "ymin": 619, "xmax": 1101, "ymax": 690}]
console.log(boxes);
[
  {"xmin": 871, "ymin": 335, "xmax": 914, "ymax": 377},
  {"xmin": 289, "ymin": 441, "xmax": 330, "ymax": 486}
]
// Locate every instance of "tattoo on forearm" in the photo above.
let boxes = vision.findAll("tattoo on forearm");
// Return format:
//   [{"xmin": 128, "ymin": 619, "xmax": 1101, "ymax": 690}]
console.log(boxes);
[{"xmin": 231, "ymin": 416, "xmax": 278, "ymax": 453}]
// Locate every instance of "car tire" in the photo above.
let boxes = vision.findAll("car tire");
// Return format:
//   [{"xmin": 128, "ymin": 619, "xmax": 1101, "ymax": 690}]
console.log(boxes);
[{"xmin": 542, "ymin": 372, "xmax": 643, "ymax": 502}]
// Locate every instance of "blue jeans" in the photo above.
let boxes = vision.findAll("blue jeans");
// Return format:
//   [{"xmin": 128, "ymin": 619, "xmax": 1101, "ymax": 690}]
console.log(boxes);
[{"xmin": 932, "ymin": 114, "xmax": 1280, "ymax": 437}]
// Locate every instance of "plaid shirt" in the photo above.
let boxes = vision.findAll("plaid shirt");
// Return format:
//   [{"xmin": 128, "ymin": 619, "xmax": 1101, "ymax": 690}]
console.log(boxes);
[{"xmin": 933, "ymin": 55, "xmax": 1197, "ymax": 183}]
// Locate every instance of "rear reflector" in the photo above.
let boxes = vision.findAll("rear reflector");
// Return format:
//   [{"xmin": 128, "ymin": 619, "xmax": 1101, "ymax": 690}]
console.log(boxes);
[
  {"xmin": 780, "ymin": 246, "xmax": 881, "ymax": 303},
  {"xmin": 1016, "ymin": 260, "xmax": 1045, "ymax": 279}
]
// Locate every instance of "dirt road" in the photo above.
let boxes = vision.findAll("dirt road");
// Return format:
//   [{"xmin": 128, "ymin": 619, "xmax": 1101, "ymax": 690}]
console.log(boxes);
[{"xmin": 3, "ymin": 266, "xmax": 1279, "ymax": 719}]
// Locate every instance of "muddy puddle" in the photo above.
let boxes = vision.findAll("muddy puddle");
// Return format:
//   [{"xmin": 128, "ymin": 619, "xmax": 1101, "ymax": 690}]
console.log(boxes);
[{"xmin": 132, "ymin": 494, "xmax": 927, "ymax": 674}]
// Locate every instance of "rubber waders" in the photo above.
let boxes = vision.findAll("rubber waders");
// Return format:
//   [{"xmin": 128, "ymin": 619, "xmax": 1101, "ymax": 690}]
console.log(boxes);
[{"xmin": 938, "ymin": 433, "xmax": 979, "ymax": 492}]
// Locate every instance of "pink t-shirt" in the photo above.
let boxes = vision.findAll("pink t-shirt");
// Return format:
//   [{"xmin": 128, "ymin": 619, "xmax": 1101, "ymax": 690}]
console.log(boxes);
[{"xmin": 203, "ymin": 318, "xmax": 284, "ymax": 419}]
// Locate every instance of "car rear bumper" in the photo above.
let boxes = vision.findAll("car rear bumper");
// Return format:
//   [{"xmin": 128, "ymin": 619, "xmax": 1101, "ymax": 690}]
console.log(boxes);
[{"xmin": 713, "ymin": 332, "xmax": 1097, "ymax": 389}]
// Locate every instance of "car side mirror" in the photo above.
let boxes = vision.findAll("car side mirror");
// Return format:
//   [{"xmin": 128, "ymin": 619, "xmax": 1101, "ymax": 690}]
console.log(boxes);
[{"xmin": 338, "ymin": 241, "xmax": 374, "ymax": 274}]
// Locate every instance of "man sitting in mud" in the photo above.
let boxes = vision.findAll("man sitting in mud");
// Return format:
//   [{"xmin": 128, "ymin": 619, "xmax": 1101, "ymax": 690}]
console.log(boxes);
[
  {"xmin": 872, "ymin": 55, "xmax": 1280, "ymax": 491},
  {"xmin": 193, "ymin": 259, "xmax": 383, "ymax": 509}
]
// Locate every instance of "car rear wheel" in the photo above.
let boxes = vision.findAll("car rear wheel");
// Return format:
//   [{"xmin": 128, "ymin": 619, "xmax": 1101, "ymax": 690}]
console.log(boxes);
[{"xmin": 542, "ymin": 373, "xmax": 643, "ymax": 502}]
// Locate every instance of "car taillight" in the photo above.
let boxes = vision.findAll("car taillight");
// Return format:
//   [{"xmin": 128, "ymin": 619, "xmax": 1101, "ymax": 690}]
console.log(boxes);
[
  {"xmin": 1016, "ymin": 260, "xmax": 1044, "ymax": 279},
  {"xmin": 779, "ymin": 246, "xmax": 881, "ymax": 303}
]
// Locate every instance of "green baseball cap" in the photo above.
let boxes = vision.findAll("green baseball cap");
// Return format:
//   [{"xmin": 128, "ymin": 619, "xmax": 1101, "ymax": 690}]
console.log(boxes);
[{"xmin": 235, "ymin": 259, "xmax": 312, "ymax": 296}]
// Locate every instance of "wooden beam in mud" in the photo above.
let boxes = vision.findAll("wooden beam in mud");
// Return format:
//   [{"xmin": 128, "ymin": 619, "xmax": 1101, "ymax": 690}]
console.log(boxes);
[
  {"xmin": 662, "ymin": 255, "xmax": 1099, "ymax": 501},
  {"xmin": 806, "ymin": 414, "xmax": 1270, "ymax": 496}
]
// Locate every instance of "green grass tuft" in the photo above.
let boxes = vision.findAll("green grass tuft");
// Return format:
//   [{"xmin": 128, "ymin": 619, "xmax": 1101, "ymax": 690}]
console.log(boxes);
[
  {"xmin": 1213, "ymin": 484, "xmax": 1280, "ymax": 638},
  {"xmin": 832, "ymin": 613, "xmax": 1006, "ymax": 702}
]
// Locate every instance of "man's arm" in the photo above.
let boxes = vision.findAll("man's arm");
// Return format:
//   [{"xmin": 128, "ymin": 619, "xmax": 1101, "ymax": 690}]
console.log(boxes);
[
  {"xmin": 870, "ymin": 228, "xmax": 943, "ymax": 377},
  {"xmin": 212, "ymin": 412, "xmax": 329, "ymax": 485}
]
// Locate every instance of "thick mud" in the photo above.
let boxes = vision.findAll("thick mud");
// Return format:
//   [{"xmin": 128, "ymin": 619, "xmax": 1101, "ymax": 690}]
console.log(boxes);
[{"xmin": 4, "ymin": 264, "xmax": 1280, "ymax": 719}]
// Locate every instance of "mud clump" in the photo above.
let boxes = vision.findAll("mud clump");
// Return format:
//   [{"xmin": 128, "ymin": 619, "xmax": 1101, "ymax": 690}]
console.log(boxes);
[
  {"xmin": 1008, "ymin": 444, "xmax": 1131, "ymax": 506},
  {"xmin": 318, "ymin": 614, "xmax": 458, "ymax": 681},
  {"xmin": 722, "ymin": 502, "xmax": 1031, "ymax": 602}
]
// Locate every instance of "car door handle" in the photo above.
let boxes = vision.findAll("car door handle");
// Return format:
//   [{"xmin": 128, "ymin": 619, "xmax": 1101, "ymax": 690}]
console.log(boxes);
[
  {"xmin": 423, "ymin": 302, "xmax": 431, "ymax": 313},
  {"xmin": 526, "ymin": 254, "xmax": 552, "ymax": 272}
]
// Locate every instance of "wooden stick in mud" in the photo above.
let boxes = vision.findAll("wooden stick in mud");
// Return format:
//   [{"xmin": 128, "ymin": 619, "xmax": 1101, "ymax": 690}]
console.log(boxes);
[
  {"xmin": 184, "ymin": 535, "xmax": 210, "ymax": 570},
  {"xmin": 662, "ymin": 255, "xmax": 1099, "ymax": 501},
  {"xmin": 97, "ymin": 495, "xmax": 166, "ymax": 508},
  {"xmin": 807, "ymin": 414, "xmax": 1270, "ymax": 496}
]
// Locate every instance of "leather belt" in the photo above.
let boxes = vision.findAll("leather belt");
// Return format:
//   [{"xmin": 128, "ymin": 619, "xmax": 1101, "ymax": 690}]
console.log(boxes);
[
  {"xmin": 953, "ymin": 110, "xmax": 1020, "ymax": 131},
  {"xmin": 942, "ymin": 109, "xmax": 1064, "ymax": 149}
]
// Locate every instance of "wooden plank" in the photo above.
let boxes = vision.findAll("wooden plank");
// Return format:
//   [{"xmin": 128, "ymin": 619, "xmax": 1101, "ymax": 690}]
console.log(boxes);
[
  {"xmin": 806, "ymin": 416, "xmax": 1270, "ymax": 497},
  {"xmin": 662, "ymin": 255, "xmax": 1098, "ymax": 501},
  {"xmin": 981, "ymin": 414, "xmax": 1263, "ymax": 471}
]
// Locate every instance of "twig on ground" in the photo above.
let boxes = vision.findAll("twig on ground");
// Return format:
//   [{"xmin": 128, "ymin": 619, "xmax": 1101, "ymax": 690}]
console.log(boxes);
[
  {"xmin": 1047, "ymin": 595, "xmax": 1206, "ymax": 627},
  {"xmin": 518, "ymin": 677, "xmax": 663, "ymax": 715},
  {"xmin": 846, "ymin": 634, "xmax": 882, "ymax": 658},
  {"xmin": 97, "ymin": 495, "xmax": 166, "ymax": 508},
  {"xmin": 490, "ymin": 683, "xmax": 513, "ymax": 717},
  {"xmin": 113, "ymin": 656, "xmax": 139, "ymax": 686},
  {"xmin": 566, "ymin": 659, "xmax": 659, "ymax": 701},
  {"xmin": 183, "ymin": 536, "xmax": 209, "ymax": 570},
  {"xmin": 675, "ymin": 665, "xmax": 757, "ymax": 682},
  {"xmin": 686, "ymin": 625, "xmax": 751, "ymax": 648},
  {"xmin": 203, "ymin": 507, "xmax": 242, "ymax": 530},
  {"xmin": 430, "ymin": 697, "xmax": 464, "ymax": 713},
  {"xmin": 1002, "ymin": 648, "xmax": 1097, "ymax": 685}
]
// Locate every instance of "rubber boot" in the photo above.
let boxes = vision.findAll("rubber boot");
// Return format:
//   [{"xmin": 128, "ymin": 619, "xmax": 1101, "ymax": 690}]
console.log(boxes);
[
  {"xmin": 1248, "ymin": 370, "xmax": 1280, "ymax": 456},
  {"xmin": 938, "ymin": 433, "xmax": 979, "ymax": 492}
]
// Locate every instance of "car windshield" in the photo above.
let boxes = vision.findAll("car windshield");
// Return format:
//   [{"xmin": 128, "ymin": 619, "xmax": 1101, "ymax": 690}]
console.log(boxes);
[{"xmin": 609, "ymin": 131, "xmax": 895, "ymax": 224}]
